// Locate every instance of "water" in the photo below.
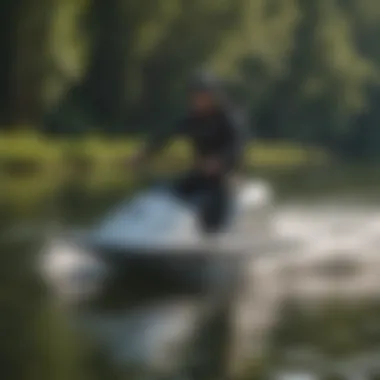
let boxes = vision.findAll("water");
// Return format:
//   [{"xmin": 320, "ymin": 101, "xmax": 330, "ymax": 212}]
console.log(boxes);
[{"xmin": 2, "ymin": 167, "xmax": 380, "ymax": 379}]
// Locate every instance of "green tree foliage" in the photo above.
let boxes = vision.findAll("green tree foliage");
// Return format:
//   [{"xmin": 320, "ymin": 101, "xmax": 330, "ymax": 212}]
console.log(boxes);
[{"xmin": 3, "ymin": 0, "xmax": 380, "ymax": 154}]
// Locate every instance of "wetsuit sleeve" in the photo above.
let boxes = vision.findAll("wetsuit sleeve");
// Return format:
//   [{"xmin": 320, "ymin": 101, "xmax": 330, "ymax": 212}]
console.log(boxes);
[
  {"xmin": 143, "ymin": 117, "xmax": 189, "ymax": 157},
  {"xmin": 222, "ymin": 110, "xmax": 250, "ymax": 170}
]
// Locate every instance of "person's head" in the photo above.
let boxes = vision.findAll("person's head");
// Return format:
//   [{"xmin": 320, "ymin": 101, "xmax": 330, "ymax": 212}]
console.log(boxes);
[{"xmin": 188, "ymin": 71, "xmax": 224, "ymax": 114}]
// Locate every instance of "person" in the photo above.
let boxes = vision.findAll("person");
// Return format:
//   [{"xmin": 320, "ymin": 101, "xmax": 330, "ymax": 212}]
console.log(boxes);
[{"xmin": 130, "ymin": 71, "xmax": 248, "ymax": 233}]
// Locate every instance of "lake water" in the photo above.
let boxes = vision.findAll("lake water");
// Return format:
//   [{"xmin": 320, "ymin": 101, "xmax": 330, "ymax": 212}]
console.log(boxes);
[{"xmin": 1, "ymin": 166, "xmax": 380, "ymax": 380}]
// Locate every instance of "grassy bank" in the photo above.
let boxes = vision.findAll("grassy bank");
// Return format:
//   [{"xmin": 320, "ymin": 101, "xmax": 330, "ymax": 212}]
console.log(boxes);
[
  {"xmin": 0, "ymin": 131, "xmax": 330, "ymax": 210},
  {"xmin": 0, "ymin": 131, "xmax": 329, "ymax": 172}
]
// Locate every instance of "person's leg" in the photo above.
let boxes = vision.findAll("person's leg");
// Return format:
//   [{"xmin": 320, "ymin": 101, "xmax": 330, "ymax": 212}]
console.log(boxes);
[
  {"xmin": 172, "ymin": 171, "xmax": 231, "ymax": 233},
  {"xmin": 200, "ymin": 176, "xmax": 231, "ymax": 233},
  {"xmin": 172, "ymin": 170, "xmax": 205, "ymax": 201}
]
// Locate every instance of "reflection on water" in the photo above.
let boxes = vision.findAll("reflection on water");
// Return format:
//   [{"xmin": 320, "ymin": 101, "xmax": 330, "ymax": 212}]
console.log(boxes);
[{"xmin": 2, "ymin": 168, "xmax": 380, "ymax": 379}]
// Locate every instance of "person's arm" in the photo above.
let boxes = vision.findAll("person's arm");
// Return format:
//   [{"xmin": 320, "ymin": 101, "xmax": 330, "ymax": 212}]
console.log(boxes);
[
  {"xmin": 221, "ymin": 109, "xmax": 250, "ymax": 171},
  {"xmin": 142, "ymin": 117, "xmax": 189, "ymax": 158}
]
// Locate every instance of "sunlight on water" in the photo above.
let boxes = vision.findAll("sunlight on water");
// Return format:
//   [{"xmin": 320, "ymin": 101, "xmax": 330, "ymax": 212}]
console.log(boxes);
[
  {"xmin": 35, "ymin": 196, "xmax": 380, "ymax": 378},
  {"xmin": 5, "ymin": 182, "xmax": 380, "ymax": 379}
]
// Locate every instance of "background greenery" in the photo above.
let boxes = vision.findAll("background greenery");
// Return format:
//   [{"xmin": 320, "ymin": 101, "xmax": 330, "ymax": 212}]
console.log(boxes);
[
  {"xmin": 2, "ymin": 1, "xmax": 380, "ymax": 379},
  {"xmin": 1, "ymin": 0, "xmax": 380, "ymax": 161}
]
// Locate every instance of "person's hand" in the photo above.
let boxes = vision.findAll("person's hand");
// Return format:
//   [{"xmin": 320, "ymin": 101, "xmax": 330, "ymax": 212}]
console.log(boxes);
[
  {"xmin": 127, "ymin": 150, "xmax": 146, "ymax": 170},
  {"xmin": 201, "ymin": 156, "xmax": 222, "ymax": 176}
]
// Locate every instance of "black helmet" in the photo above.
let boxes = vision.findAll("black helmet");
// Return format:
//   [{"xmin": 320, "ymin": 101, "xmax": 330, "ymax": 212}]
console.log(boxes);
[{"xmin": 188, "ymin": 70, "xmax": 223, "ymax": 94}]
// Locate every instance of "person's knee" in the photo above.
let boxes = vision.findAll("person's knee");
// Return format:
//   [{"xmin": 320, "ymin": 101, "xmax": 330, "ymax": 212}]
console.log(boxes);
[
  {"xmin": 200, "ymin": 188, "xmax": 231, "ymax": 232},
  {"xmin": 174, "ymin": 171, "xmax": 200, "ymax": 196}
]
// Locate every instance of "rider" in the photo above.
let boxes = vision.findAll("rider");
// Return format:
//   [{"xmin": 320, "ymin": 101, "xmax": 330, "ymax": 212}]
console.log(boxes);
[{"xmin": 131, "ymin": 71, "xmax": 248, "ymax": 233}]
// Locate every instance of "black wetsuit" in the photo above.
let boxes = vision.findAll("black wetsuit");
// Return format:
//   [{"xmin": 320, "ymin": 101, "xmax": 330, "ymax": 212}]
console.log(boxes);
[{"xmin": 145, "ymin": 106, "xmax": 248, "ymax": 232}]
